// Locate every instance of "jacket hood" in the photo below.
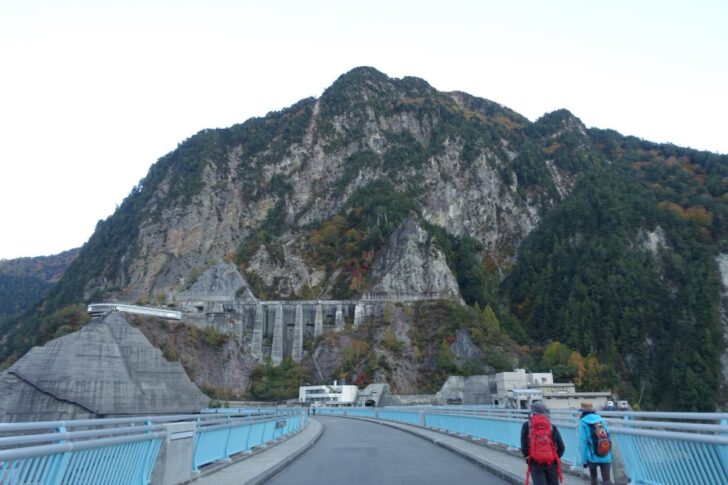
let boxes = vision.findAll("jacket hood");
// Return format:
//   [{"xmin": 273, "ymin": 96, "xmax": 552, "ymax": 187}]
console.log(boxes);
[{"xmin": 580, "ymin": 412, "xmax": 603, "ymax": 424}]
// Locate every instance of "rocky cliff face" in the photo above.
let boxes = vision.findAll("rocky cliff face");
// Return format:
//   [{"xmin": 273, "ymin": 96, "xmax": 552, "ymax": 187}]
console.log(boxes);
[
  {"xmin": 182, "ymin": 261, "xmax": 256, "ymax": 300},
  {"xmin": 368, "ymin": 218, "xmax": 460, "ymax": 298}
]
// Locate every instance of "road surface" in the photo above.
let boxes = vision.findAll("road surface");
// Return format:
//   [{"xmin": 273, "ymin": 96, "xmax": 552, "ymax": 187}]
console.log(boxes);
[{"xmin": 267, "ymin": 416, "xmax": 510, "ymax": 485}]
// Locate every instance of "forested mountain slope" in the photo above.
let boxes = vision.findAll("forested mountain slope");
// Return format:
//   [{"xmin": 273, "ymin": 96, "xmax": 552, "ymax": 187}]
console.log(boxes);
[{"xmin": 0, "ymin": 249, "xmax": 79, "ymax": 318}]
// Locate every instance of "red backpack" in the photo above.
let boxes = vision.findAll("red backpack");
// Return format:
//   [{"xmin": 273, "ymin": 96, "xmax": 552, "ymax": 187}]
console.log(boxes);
[
  {"xmin": 526, "ymin": 414, "xmax": 562, "ymax": 485},
  {"xmin": 528, "ymin": 414, "xmax": 559, "ymax": 465}
]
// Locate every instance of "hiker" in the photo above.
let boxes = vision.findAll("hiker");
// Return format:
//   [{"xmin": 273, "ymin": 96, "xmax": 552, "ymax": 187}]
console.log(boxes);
[
  {"xmin": 578, "ymin": 402, "xmax": 613, "ymax": 485},
  {"xmin": 521, "ymin": 401, "xmax": 565, "ymax": 485}
]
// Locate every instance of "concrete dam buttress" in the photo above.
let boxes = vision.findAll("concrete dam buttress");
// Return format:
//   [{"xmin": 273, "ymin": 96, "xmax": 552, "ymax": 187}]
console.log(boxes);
[{"xmin": 178, "ymin": 297, "xmax": 382, "ymax": 364}]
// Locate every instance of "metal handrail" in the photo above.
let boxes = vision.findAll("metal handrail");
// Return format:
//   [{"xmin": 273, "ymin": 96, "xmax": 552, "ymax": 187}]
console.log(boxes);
[
  {"xmin": 0, "ymin": 410, "xmax": 286, "ymax": 433},
  {"xmin": 606, "ymin": 425, "xmax": 728, "ymax": 444},
  {"xmin": 0, "ymin": 431, "xmax": 168, "ymax": 460},
  {"xmin": 0, "ymin": 408, "xmax": 308, "ymax": 485},
  {"xmin": 0, "ymin": 424, "xmax": 166, "ymax": 447}
]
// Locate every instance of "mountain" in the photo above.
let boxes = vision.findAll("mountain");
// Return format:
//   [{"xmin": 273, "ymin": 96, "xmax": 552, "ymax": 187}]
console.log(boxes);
[
  {"xmin": 1, "ymin": 67, "xmax": 726, "ymax": 411},
  {"xmin": 0, "ymin": 248, "xmax": 79, "ymax": 318}
]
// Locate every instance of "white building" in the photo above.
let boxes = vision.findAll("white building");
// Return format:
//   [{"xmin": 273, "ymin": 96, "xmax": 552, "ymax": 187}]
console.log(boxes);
[
  {"xmin": 298, "ymin": 382, "xmax": 358, "ymax": 406},
  {"xmin": 492, "ymin": 369, "xmax": 610, "ymax": 410}
]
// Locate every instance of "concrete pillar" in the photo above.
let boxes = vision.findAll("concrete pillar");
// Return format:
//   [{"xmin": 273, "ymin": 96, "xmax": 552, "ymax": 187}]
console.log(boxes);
[
  {"xmin": 292, "ymin": 304, "xmax": 304, "ymax": 363},
  {"xmin": 251, "ymin": 304, "xmax": 263, "ymax": 359},
  {"xmin": 234, "ymin": 302, "xmax": 245, "ymax": 343},
  {"xmin": 234, "ymin": 316, "xmax": 243, "ymax": 343},
  {"xmin": 314, "ymin": 303, "xmax": 323, "ymax": 337},
  {"xmin": 149, "ymin": 421, "xmax": 197, "ymax": 485},
  {"xmin": 353, "ymin": 302, "xmax": 363, "ymax": 328},
  {"xmin": 271, "ymin": 303, "xmax": 284, "ymax": 365},
  {"xmin": 335, "ymin": 303, "xmax": 343, "ymax": 331}
]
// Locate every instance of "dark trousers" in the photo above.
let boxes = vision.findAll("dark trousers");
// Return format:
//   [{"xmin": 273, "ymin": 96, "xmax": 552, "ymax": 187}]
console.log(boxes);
[
  {"xmin": 529, "ymin": 463, "xmax": 559, "ymax": 485},
  {"xmin": 588, "ymin": 462, "xmax": 613, "ymax": 485}
]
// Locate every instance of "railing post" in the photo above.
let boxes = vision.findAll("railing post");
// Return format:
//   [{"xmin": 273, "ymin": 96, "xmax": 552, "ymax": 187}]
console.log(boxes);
[
  {"xmin": 50, "ymin": 425, "xmax": 72, "ymax": 485},
  {"xmin": 719, "ymin": 419, "xmax": 728, "ymax": 481},
  {"xmin": 223, "ymin": 415, "xmax": 233, "ymax": 460},
  {"xmin": 137, "ymin": 419, "xmax": 155, "ymax": 485}
]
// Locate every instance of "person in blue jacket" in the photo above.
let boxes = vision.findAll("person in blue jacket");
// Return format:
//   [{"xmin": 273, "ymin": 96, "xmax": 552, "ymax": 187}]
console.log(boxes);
[{"xmin": 578, "ymin": 402, "xmax": 613, "ymax": 485}]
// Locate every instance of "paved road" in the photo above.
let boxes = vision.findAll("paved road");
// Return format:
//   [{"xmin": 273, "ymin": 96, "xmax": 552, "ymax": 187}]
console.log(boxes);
[{"xmin": 267, "ymin": 416, "xmax": 510, "ymax": 485}]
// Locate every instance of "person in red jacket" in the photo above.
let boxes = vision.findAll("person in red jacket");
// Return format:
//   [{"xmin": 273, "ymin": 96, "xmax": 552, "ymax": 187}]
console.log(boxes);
[{"xmin": 521, "ymin": 401, "xmax": 565, "ymax": 485}]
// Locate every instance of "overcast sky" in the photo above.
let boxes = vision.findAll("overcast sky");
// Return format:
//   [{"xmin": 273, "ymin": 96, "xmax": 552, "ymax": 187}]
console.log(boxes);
[{"xmin": 1, "ymin": 0, "xmax": 726, "ymax": 260}]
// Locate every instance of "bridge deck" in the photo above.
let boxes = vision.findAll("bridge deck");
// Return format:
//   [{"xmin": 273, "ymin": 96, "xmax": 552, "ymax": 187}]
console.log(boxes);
[{"xmin": 196, "ymin": 416, "xmax": 592, "ymax": 485}]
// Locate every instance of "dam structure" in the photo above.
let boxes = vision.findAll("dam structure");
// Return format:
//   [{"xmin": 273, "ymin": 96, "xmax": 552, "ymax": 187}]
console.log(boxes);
[
  {"xmin": 90, "ymin": 288, "xmax": 454, "ymax": 366},
  {"xmin": 92, "ymin": 262, "xmax": 453, "ymax": 366},
  {"xmin": 172, "ymin": 292, "xmax": 386, "ymax": 365},
  {"xmin": 168, "ymin": 289, "xmax": 452, "ymax": 365}
]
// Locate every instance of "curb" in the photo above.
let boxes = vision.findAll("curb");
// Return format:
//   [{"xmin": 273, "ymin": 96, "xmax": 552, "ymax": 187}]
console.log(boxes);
[
  {"xmin": 242, "ymin": 418, "xmax": 325, "ymax": 485},
  {"xmin": 379, "ymin": 420, "xmax": 523, "ymax": 484}
]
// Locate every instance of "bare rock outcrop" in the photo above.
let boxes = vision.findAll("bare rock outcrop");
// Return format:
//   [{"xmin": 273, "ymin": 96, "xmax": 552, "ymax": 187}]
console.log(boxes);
[
  {"xmin": 186, "ymin": 261, "xmax": 256, "ymax": 300},
  {"xmin": 368, "ymin": 218, "xmax": 460, "ymax": 298}
]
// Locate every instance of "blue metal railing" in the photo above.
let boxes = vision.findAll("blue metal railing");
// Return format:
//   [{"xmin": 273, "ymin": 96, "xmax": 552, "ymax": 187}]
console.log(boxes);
[
  {"xmin": 319, "ymin": 406, "xmax": 728, "ymax": 485},
  {"xmin": 191, "ymin": 412, "xmax": 306, "ymax": 470},
  {"xmin": 0, "ymin": 418, "xmax": 166, "ymax": 485},
  {"xmin": 0, "ymin": 409, "xmax": 307, "ymax": 484}
]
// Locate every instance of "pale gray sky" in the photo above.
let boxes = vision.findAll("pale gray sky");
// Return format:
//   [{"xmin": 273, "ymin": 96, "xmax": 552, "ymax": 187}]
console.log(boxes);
[{"xmin": 1, "ymin": 0, "xmax": 726, "ymax": 259}]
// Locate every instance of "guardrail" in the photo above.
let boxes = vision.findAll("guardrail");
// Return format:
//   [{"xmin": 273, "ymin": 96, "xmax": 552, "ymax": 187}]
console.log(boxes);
[
  {"xmin": 0, "ymin": 409, "xmax": 307, "ymax": 484},
  {"xmin": 318, "ymin": 407, "xmax": 728, "ymax": 485},
  {"xmin": 0, "ymin": 417, "xmax": 166, "ymax": 485},
  {"xmin": 87, "ymin": 303, "xmax": 182, "ymax": 320},
  {"xmin": 191, "ymin": 411, "xmax": 306, "ymax": 470}
]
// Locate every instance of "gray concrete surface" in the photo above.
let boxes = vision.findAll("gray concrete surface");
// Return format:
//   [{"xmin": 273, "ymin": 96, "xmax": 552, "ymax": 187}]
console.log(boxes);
[
  {"xmin": 268, "ymin": 416, "xmax": 510, "ymax": 485},
  {"xmin": 151, "ymin": 421, "xmax": 197, "ymax": 485},
  {"xmin": 356, "ymin": 416, "xmax": 591, "ymax": 485}
]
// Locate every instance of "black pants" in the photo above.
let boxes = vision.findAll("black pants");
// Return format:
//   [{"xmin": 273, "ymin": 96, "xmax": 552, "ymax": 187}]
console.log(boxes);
[
  {"xmin": 588, "ymin": 462, "xmax": 613, "ymax": 485},
  {"xmin": 529, "ymin": 463, "xmax": 559, "ymax": 485}
]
